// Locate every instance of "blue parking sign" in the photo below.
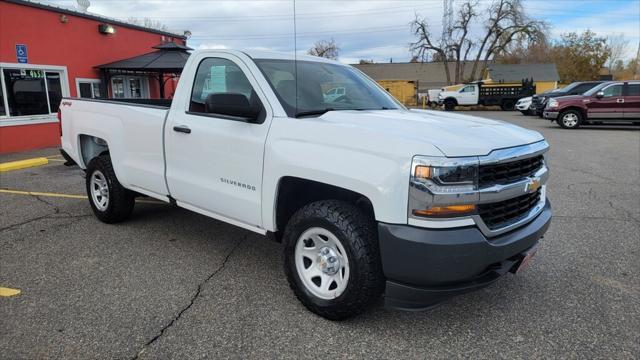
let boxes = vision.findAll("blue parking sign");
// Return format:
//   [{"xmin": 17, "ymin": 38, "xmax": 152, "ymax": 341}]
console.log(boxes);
[{"xmin": 16, "ymin": 44, "xmax": 28, "ymax": 63}]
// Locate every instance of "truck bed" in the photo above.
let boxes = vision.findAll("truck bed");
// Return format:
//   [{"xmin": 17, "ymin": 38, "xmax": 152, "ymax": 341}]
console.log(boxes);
[{"xmin": 60, "ymin": 97, "xmax": 170, "ymax": 197}]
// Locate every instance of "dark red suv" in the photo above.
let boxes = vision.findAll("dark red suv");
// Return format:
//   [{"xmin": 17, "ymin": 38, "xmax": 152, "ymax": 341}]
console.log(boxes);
[{"xmin": 543, "ymin": 81, "xmax": 640, "ymax": 129}]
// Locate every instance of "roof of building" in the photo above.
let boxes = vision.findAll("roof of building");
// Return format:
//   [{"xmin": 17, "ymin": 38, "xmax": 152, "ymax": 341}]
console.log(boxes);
[
  {"xmin": 97, "ymin": 43, "xmax": 191, "ymax": 72},
  {"xmin": 485, "ymin": 63, "xmax": 559, "ymax": 83},
  {"xmin": 353, "ymin": 61, "xmax": 478, "ymax": 91},
  {"xmin": 5, "ymin": 0, "xmax": 187, "ymax": 39}
]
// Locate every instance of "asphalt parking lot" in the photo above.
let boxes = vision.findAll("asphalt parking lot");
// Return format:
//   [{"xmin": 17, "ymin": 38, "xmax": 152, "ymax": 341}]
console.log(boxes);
[{"xmin": 1, "ymin": 111, "xmax": 638, "ymax": 359}]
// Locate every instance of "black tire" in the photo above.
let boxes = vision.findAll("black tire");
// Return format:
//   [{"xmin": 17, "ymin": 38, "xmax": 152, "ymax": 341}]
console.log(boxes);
[
  {"xmin": 501, "ymin": 100, "xmax": 515, "ymax": 111},
  {"xmin": 444, "ymin": 99, "xmax": 456, "ymax": 111},
  {"xmin": 283, "ymin": 200, "xmax": 384, "ymax": 320},
  {"xmin": 557, "ymin": 109, "xmax": 582, "ymax": 129},
  {"xmin": 85, "ymin": 155, "xmax": 135, "ymax": 223}
]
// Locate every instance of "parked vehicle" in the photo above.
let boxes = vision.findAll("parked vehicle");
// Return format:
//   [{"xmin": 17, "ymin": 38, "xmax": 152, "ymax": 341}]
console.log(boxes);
[
  {"xmin": 426, "ymin": 88, "xmax": 442, "ymax": 107},
  {"xmin": 323, "ymin": 87, "xmax": 345, "ymax": 102},
  {"xmin": 60, "ymin": 50, "xmax": 552, "ymax": 320},
  {"xmin": 516, "ymin": 96, "xmax": 533, "ymax": 115},
  {"xmin": 544, "ymin": 81, "xmax": 640, "ymax": 129},
  {"xmin": 437, "ymin": 79, "xmax": 535, "ymax": 111},
  {"xmin": 532, "ymin": 81, "xmax": 604, "ymax": 117}
]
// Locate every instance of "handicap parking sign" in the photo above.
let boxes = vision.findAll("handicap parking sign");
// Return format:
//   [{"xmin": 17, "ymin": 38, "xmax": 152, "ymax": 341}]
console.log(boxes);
[{"xmin": 16, "ymin": 44, "xmax": 28, "ymax": 63}]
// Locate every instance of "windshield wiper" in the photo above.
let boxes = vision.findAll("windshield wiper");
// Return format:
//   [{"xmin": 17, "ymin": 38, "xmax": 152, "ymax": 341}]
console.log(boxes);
[{"xmin": 295, "ymin": 108, "xmax": 335, "ymax": 118}]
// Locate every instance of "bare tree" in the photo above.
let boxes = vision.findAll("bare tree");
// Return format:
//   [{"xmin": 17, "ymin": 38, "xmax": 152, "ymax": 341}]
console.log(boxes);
[
  {"xmin": 308, "ymin": 39, "xmax": 339, "ymax": 59},
  {"xmin": 127, "ymin": 17, "xmax": 169, "ymax": 31},
  {"xmin": 606, "ymin": 34, "xmax": 629, "ymax": 72},
  {"xmin": 411, "ymin": 0, "xmax": 546, "ymax": 84}
]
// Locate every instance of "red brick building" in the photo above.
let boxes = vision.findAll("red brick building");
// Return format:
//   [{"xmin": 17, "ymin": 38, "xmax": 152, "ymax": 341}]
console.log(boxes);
[{"xmin": 0, "ymin": 0, "xmax": 188, "ymax": 153}]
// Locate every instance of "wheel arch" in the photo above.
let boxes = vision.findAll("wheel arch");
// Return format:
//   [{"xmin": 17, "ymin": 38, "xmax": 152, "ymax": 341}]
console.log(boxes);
[
  {"xmin": 271, "ymin": 176, "xmax": 376, "ymax": 241},
  {"xmin": 78, "ymin": 134, "xmax": 110, "ymax": 168}
]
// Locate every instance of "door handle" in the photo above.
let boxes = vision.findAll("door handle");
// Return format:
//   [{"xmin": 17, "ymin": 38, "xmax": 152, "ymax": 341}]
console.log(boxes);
[
  {"xmin": 173, "ymin": 125, "xmax": 191, "ymax": 134},
  {"xmin": 616, "ymin": 99, "xmax": 624, "ymax": 103}
]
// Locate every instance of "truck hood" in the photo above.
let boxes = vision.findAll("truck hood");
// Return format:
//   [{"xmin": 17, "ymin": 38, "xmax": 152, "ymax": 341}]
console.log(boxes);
[{"xmin": 317, "ymin": 109, "xmax": 544, "ymax": 157}]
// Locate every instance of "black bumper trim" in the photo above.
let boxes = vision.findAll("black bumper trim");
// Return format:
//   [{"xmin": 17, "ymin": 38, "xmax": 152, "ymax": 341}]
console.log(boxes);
[{"xmin": 380, "ymin": 201, "xmax": 551, "ymax": 310}]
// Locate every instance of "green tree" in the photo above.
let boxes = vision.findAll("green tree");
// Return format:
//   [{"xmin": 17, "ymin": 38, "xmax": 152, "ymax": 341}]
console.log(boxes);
[{"xmin": 551, "ymin": 30, "xmax": 610, "ymax": 83}]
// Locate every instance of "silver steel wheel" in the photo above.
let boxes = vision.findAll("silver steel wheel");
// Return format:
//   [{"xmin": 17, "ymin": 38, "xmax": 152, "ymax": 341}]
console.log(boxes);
[
  {"xmin": 562, "ymin": 113, "xmax": 578, "ymax": 127},
  {"xmin": 90, "ymin": 170, "xmax": 109, "ymax": 211},
  {"xmin": 295, "ymin": 227, "xmax": 350, "ymax": 300}
]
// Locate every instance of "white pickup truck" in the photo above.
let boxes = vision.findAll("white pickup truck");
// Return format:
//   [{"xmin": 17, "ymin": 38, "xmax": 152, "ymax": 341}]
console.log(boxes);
[{"xmin": 60, "ymin": 50, "xmax": 551, "ymax": 320}]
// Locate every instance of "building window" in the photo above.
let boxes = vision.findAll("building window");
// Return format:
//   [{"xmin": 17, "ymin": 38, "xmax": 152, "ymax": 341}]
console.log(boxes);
[
  {"xmin": 110, "ymin": 76, "xmax": 148, "ymax": 98},
  {"xmin": 3, "ymin": 69, "xmax": 50, "ymax": 116},
  {"xmin": 0, "ymin": 66, "xmax": 68, "ymax": 121},
  {"xmin": 0, "ymin": 81, "xmax": 5, "ymax": 116},
  {"xmin": 46, "ymin": 72, "xmax": 63, "ymax": 113},
  {"xmin": 77, "ymin": 79, "xmax": 101, "ymax": 98}
]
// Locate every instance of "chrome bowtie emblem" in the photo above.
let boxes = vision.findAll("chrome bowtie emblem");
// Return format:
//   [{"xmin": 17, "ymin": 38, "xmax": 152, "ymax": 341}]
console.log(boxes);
[{"xmin": 525, "ymin": 178, "xmax": 541, "ymax": 193}]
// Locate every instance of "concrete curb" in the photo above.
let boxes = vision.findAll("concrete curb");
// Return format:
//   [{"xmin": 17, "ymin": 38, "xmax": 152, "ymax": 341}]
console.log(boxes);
[{"xmin": 0, "ymin": 157, "xmax": 49, "ymax": 172}]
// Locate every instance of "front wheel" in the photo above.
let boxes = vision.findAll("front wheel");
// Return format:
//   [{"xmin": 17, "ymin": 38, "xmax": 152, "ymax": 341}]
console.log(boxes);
[
  {"xmin": 283, "ymin": 200, "xmax": 384, "ymax": 320},
  {"xmin": 443, "ymin": 99, "xmax": 456, "ymax": 111},
  {"xmin": 557, "ymin": 110, "xmax": 582, "ymax": 129},
  {"xmin": 86, "ymin": 155, "xmax": 135, "ymax": 223}
]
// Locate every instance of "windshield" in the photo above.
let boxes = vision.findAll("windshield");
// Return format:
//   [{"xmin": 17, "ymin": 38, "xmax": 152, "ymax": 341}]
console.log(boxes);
[
  {"xmin": 583, "ymin": 82, "xmax": 610, "ymax": 96},
  {"xmin": 254, "ymin": 59, "xmax": 400, "ymax": 117}
]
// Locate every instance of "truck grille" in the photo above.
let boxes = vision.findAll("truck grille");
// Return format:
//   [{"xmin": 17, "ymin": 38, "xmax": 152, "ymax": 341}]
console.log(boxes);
[
  {"xmin": 478, "ymin": 189, "xmax": 541, "ymax": 230},
  {"xmin": 478, "ymin": 155, "xmax": 544, "ymax": 188}
]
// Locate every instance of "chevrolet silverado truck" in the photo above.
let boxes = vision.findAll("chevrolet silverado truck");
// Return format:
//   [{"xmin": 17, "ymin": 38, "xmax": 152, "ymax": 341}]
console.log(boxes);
[
  {"xmin": 60, "ymin": 50, "xmax": 552, "ymax": 320},
  {"xmin": 544, "ymin": 81, "xmax": 640, "ymax": 128}
]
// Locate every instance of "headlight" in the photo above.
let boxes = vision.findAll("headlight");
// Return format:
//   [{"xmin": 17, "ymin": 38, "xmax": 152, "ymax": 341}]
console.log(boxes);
[
  {"xmin": 410, "ymin": 156, "xmax": 478, "ymax": 218},
  {"xmin": 547, "ymin": 99, "xmax": 558, "ymax": 108}
]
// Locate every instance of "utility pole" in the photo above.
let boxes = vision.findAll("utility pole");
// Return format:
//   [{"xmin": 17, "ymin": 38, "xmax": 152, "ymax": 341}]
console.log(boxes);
[{"xmin": 442, "ymin": 0, "xmax": 454, "ymax": 57}]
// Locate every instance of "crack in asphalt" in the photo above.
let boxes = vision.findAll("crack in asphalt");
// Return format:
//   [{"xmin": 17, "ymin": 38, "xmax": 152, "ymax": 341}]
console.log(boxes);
[
  {"xmin": 131, "ymin": 233, "xmax": 248, "ymax": 360},
  {"xmin": 0, "ymin": 194, "xmax": 90, "ymax": 233}
]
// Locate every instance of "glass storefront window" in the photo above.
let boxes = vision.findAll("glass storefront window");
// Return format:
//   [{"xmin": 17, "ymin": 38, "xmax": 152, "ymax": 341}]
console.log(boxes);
[
  {"xmin": 0, "ymin": 81, "xmax": 5, "ymax": 116},
  {"xmin": 3, "ymin": 69, "xmax": 49, "ymax": 116},
  {"xmin": 112, "ymin": 78, "xmax": 125, "ymax": 98},
  {"xmin": 79, "ymin": 81, "xmax": 101, "ymax": 99},
  {"xmin": 46, "ymin": 72, "xmax": 62, "ymax": 113}
]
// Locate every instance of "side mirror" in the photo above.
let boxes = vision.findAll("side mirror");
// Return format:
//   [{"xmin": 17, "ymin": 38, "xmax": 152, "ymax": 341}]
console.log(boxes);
[
  {"xmin": 205, "ymin": 93, "xmax": 259, "ymax": 121},
  {"xmin": 595, "ymin": 91, "xmax": 604, "ymax": 98}
]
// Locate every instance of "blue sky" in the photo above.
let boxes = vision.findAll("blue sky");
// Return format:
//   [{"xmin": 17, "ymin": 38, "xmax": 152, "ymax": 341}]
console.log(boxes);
[{"xmin": 45, "ymin": 0, "xmax": 640, "ymax": 63}]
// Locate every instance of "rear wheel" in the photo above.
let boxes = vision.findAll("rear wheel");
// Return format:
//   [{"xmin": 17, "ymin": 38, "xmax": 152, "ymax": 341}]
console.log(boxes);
[
  {"xmin": 443, "ymin": 99, "xmax": 456, "ymax": 111},
  {"xmin": 86, "ymin": 155, "xmax": 135, "ymax": 223},
  {"xmin": 283, "ymin": 200, "xmax": 384, "ymax": 320},
  {"xmin": 557, "ymin": 109, "xmax": 582, "ymax": 129},
  {"xmin": 501, "ymin": 99, "xmax": 515, "ymax": 111}
]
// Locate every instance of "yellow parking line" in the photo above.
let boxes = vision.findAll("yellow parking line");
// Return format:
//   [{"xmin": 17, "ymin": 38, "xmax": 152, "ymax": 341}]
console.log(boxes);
[
  {"xmin": 0, "ymin": 189, "xmax": 85, "ymax": 199},
  {"xmin": 0, "ymin": 189, "xmax": 165, "ymax": 204},
  {"xmin": 46, "ymin": 155, "xmax": 63, "ymax": 159},
  {"xmin": 47, "ymin": 158, "xmax": 67, "ymax": 162},
  {"xmin": 0, "ymin": 287, "xmax": 21, "ymax": 297},
  {"xmin": 0, "ymin": 157, "xmax": 49, "ymax": 172}
]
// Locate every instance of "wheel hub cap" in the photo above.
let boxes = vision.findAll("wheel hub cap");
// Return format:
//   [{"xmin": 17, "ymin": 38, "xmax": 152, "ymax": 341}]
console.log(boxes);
[
  {"xmin": 90, "ymin": 170, "xmax": 109, "ymax": 211},
  {"xmin": 318, "ymin": 246, "xmax": 340, "ymax": 275},
  {"xmin": 294, "ymin": 227, "xmax": 350, "ymax": 300}
]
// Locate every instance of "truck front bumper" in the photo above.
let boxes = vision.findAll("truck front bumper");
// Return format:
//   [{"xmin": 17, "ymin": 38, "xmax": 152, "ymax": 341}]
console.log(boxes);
[
  {"xmin": 379, "ymin": 201, "xmax": 552, "ymax": 310},
  {"xmin": 543, "ymin": 111, "xmax": 559, "ymax": 120}
]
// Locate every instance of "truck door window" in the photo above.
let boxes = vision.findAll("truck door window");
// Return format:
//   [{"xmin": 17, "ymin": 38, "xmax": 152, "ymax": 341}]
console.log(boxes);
[
  {"xmin": 460, "ymin": 85, "xmax": 474, "ymax": 93},
  {"xmin": 601, "ymin": 84, "xmax": 622, "ymax": 97},
  {"xmin": 190, "ymin": 58, "xmax": 255, "ymax": 114},
  {"xmin": 627, "ymin": 84, "xmax": 640, "ymax": 96}
]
